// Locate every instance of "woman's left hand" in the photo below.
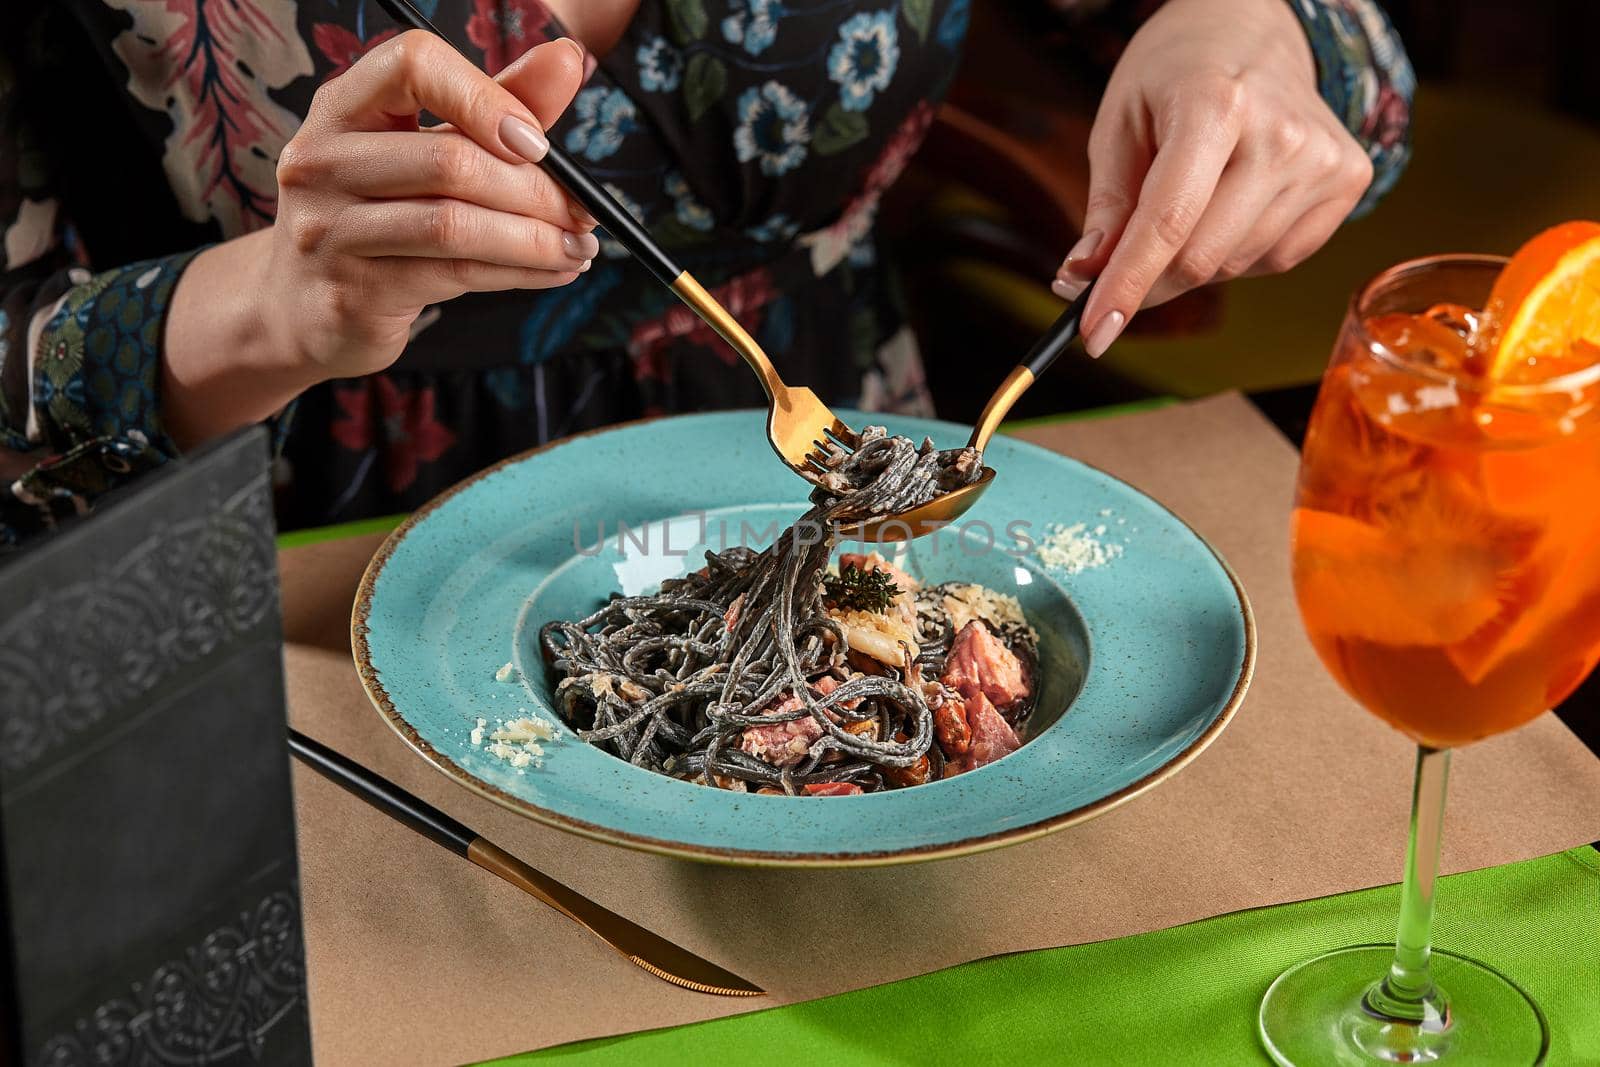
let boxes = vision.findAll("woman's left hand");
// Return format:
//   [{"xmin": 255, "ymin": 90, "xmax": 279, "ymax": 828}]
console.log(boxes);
[{"xmin": 1054, "ymin": 0, "xmax": 1375, "ymax": 356}]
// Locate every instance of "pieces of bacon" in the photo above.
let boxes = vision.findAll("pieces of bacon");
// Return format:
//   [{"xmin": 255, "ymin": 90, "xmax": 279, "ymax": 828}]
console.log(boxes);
[
  {"xmin": 738, "ymin": 690, "xmax": 822, "ymax": 767},
  {"xmin": 964, "ymin": 690, "xmax": 1022, "ymax": 768},
  {"xmin": 935, "ymin": 621, "xmax": 1029, "ymax": 775},
  {"xmin": 803, "ymin": 782, "xmax": 864, "ymax": 796},
  {"xmin": 934, "ymin": 695, "xmax": 972, "ymax": 756},
  {"xmin": 940, "ymin": 620, "xmax": 1029, "ymax": 710},
  {"xmin": 737, "ymin": 675, "xmax": 860, "ymax": 767}
]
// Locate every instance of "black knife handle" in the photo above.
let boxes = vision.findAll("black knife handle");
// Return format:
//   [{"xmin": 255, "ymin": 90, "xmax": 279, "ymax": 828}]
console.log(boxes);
[{"xmin": 288, "ymin": 729, "xmax": 475, "ymax": 858}]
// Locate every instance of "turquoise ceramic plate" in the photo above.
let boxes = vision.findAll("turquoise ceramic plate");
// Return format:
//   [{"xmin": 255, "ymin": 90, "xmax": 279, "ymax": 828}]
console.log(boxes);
[{"xmin": 354, "ymin": 410, "xmax": 1254, "ymax": 866}]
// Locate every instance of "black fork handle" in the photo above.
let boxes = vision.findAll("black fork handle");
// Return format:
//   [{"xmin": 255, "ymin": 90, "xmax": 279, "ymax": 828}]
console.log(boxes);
[{"xmin": 372, "ymin": 0, "xmax": 682, "ymax": 286}]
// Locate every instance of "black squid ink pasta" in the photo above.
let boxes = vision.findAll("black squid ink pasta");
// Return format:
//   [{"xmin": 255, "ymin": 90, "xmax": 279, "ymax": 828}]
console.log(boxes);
[{"xmin": 540, "ymin": 429, "xmax": 1037, "ymax": 795}]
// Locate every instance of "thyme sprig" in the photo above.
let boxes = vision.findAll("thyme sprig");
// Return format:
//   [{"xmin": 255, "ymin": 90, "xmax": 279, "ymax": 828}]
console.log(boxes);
[{"xmin": 823, "ymin": 564, "xmax": 900, "ymax": 614}]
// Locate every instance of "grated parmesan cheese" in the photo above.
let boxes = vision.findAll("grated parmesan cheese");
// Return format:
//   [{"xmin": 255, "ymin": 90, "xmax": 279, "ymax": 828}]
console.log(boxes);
[
  {"xmin": 491, "ymin": 716, "xmax": 556, "ymax": 744},
  {"xmin": 494, "ymin": 661, "xmax": 515, "ymax": 683},
  {"xmin": 486, "ymin": 740, "xmax": 541, "ymax": 769},
  {"xmin": 473, "ymin": 711, "xmax": 558, "ymax": 772},
  {"xmin": 938, "ymin": 583, "xmax": 1030, "ymax": 636},
  {"xmin": 1036, "ymin": 522, "xmax": 1125, "ymax": 575}
]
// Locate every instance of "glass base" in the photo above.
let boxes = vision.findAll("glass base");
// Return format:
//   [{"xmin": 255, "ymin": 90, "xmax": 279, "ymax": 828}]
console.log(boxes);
[{"xmin": 1259, "ymin": 945, "xmax": 1548, "ymax": 1066}]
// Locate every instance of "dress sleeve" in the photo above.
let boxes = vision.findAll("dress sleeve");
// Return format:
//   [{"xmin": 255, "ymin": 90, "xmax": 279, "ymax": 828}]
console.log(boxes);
[
  {"xmin": 0, "ymin": 43, "xmax": 201, "ymax": 546},
  {"xmin": 1285, "ymin": 0, "xmax": 1416, "ymax": 216}
]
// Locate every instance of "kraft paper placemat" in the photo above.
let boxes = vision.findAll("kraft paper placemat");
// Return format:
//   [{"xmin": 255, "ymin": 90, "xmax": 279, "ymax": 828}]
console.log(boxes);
[{"xmin": 281, "ymin": 393, "xmax": 1600, "ymax": 1066}]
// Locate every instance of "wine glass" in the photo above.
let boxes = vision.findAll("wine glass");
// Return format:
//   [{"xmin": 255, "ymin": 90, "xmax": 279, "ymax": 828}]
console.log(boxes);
[{"xmin": 1259, "ymin": 255, "xmax": 1600, "ymax": 1065}]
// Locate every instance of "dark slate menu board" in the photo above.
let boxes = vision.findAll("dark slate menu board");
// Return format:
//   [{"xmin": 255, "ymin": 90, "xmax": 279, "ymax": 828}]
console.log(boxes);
[{"xmin": 0, "ymin": 427, "xmax": 311, "ymax": 1065}]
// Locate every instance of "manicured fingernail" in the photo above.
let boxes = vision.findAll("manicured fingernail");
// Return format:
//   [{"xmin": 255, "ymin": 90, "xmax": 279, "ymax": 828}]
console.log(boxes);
[
  {"xmin": 499, "ymin": 115, "xmax": 548, "ymax": 163},
  {"xmin": 1064, "ymin": 229, "xmax": 1102, "ymax": 272},
  {"xmin": 579, "ymin": 258, "xmax": 591, "ymax": 272},
  {"xmin": 571, "ymin": 203, "xmax": 597, "ymax": 229},
  {"xmin": 563, "ymin": 231, "xmax": 600, "ymax": 260},
  {"xmin": 1051, "ymin": 276, "xmax": 1086, "ymax": 301},
  {"xmin": 1084, "ymin": 310, "xmax": 1125, "ymax": 358},
  {"xmin": 559, "ymin": 36, "xmax": 585, "ymax": 61}
]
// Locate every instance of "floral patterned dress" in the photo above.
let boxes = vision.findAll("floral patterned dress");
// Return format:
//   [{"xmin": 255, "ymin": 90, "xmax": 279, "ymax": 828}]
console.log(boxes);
[{"xmin": 0, "ymin": 0, "xmax": 1412, "ymax": 546}]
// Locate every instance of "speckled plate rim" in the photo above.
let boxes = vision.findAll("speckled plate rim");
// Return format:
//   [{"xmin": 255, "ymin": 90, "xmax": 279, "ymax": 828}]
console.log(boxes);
[{"xmin": 351, "ymin": 413, "xmax": 1257, "ymax": 868}]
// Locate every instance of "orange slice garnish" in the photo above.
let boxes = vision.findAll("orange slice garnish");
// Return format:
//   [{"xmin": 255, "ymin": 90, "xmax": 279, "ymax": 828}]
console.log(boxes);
[
  {"xmin": 1486, "ymin": 220, "xmax": 1600, "ymax": 381},
  {"xmin": 1291, "ymin": 503, "xmax": 1533, "ymax": 649}
]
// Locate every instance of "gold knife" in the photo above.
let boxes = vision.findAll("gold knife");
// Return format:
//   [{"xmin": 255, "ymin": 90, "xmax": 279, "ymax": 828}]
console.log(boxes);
[{"xmin": 289, "ymin": 729, "xmax": 764, "ymax": 997}]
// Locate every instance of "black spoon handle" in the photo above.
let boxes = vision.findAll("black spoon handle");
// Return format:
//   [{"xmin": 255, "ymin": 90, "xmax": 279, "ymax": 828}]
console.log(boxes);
[
  {"xmin": 1021, "ymin": 282, "xmax": 1094, "ymax": 378},
  {"xmin": 288, "ymin": 728, "xmax": 474, "ymax": 857},
  {"xmin": 372, "ymin": 0, "xmax": 681, "ymax": 286},
  {"xmin": 968, "ymin": 282, "xmax": 1094, "ymax": 451}
]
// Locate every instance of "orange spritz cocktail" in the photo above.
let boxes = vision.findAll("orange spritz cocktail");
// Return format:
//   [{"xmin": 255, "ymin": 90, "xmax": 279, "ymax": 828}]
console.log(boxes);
[
  {"xmin": 1292, "ymin": 226, "xmax": 1600, "ymax": 748},
  {"xmin": 1263, "ymin": 227, "xmax": 1600, "ymax": 1066}
]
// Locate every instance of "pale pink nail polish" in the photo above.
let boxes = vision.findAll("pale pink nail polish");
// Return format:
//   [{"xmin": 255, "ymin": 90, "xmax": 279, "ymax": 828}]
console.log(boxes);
[
  {"xmin": 1051, "ymin": 276, "xmax": 1086, "ymax": 301},
  {"xmin": 1064, "ymin": 229, "xmax": 1103, "ymax": 272},
  {"xmin": 579, "ymin": 259, "xmax": 592, "ymax": 272},
  {"xmin": 1084, "ymin": 310, "xmax": 1126, "ymax": 359},
  {"xmin": 562, "ymin": 231, "xmax": 599, "ymax": 260},
  {"xmin": 499, "ymin": 115, "xmax": 548, "ymax": 163}
]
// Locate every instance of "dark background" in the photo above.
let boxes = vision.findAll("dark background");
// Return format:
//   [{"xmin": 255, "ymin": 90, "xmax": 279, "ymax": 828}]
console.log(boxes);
[{"xmin": 1392, "ymin": 0, "xmax": 1600, "ymax": 122}]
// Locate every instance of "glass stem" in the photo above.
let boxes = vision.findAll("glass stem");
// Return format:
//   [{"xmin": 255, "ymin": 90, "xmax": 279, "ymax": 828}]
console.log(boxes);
[{"xmin": 1367, "ymin": 745, "xmax": 1452, "ymax": 1021}]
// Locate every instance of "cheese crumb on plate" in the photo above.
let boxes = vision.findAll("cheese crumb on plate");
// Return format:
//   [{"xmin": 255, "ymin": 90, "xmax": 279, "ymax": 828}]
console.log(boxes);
[
  {"xmin": 1036, "ymin": 521, "xmax": 1125, "ymax": 575},
  {"xmin": 491, "ymin": 717, "xmax": 556, "ymax": 743},
  {"xmin": 937, "ymin": 583, "xmax": 1030, "ymax": 636},
  {"xmin": 473, "ymin": 711, "xmax": 559, "ymax": 772}
]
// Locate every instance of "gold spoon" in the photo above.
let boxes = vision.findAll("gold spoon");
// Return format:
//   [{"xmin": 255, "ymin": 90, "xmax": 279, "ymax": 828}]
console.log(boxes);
[{"xmin": 849, "ymin": 286, "xmax": 1093, "ymax": 542}]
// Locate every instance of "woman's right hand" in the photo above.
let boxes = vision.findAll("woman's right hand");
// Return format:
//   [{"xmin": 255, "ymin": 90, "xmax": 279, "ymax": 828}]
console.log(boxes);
[{"xmin": 266, "ymin": 31, "xmax": 596, "ymax": 380}]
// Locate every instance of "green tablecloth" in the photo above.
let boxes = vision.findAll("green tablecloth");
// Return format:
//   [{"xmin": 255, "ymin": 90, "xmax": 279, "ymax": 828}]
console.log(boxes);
[{"xmin": 487, "ymin": 847, "xmax": 1600, "ymax": 1065}]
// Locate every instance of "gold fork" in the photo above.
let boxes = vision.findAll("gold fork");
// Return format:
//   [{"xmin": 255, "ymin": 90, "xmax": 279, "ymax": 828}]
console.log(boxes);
[
  {"xmin": 670, "ymin": 275, "xmax": 862, "ymax": 475},
  {"xmin": 374, "ymin": 0, "xmax": 861, "ymax": 481}
]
